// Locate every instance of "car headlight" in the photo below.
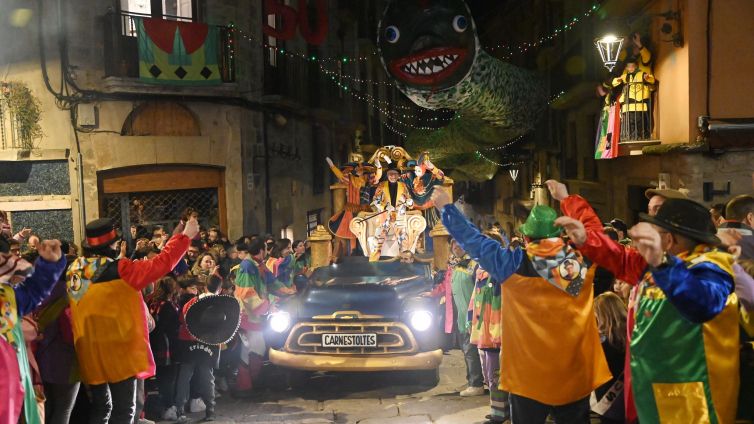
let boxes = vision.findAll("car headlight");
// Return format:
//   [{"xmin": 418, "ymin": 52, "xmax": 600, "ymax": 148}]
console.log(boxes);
[
  {"xmin": 269, "ymin": 311, "xmax": 291, "ymax": 333},
  {"xmin": 409, "ymin": 310, "xmax": 433, "ymax": 332}
]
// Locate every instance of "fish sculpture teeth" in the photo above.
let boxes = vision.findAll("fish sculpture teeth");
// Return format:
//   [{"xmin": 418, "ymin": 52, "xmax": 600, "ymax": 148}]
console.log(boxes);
[{"xmin": 377, "ymin": 0, "xmax": 547, "ymax": 136}]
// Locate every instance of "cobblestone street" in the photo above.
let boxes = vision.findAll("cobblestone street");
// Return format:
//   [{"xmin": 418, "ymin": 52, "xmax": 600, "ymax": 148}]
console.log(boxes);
[{"xmin": 160, "ymin": 351, "xmax": 490, "ymax": 424}]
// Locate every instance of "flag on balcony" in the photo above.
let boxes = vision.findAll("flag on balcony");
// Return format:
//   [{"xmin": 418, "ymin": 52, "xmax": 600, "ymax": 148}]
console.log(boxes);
[
  {"xmin": 595, "ymin": 101, "xmax": 621, "ymax": 159},
  {"xmin": 136, "ymin": 17, "xmax": 221, "ymax": 85}
]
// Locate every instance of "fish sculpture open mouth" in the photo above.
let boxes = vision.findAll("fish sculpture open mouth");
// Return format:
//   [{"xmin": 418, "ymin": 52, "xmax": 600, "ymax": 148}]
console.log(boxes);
[{"xmin": 390, "ymin": 47, "xmax": 468, "ymax": 85}]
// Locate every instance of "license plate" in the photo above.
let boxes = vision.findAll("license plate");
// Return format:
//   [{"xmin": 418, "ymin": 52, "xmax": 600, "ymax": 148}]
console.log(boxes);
[{"xmin": 322, "ymin": 333, "xmax": 377, "ymax": 347}]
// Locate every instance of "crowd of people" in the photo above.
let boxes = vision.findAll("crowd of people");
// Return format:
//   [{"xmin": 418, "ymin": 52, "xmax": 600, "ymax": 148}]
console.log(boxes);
[
  {"xmin": 425, "ymin": 180, "xmax": 754, "ymax": 424},
  {"xmin": 0, "ymin": 208, "xmax": 313, "ymax": 424},
  {"xmin": 2, "ymin": 174, "xmax": 754, "ymax": 424}
]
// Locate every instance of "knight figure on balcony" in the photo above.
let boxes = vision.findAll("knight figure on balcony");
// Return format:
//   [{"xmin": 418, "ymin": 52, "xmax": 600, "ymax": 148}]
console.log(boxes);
[
  {"xmin": 369, "ymin": 162, "xmax": 414, "ymax": 261},
  {"xmin": 612, "ymin": 56, "xmax": 656, "ymax": 141}
]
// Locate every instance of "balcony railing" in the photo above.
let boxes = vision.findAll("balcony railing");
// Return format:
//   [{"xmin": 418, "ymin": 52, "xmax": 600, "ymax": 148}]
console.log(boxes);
[
  {"xmin": 103, "ymin": 10, "xmax": 235, "ymax": 83},
  {"xmin": 617, "ymin": 81, "xmax": 655, "ymax": 142}
]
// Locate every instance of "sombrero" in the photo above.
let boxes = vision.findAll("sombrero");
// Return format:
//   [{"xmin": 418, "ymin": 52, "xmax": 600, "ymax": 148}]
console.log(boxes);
[{"xmin": 184, "ymin": 294, "xmax": 242, "ymax": 345}]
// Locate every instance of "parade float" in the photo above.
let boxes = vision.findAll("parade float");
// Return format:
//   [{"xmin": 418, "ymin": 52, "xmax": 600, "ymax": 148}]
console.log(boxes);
[{"xmin": 265, "ymin": 148, "xmax": 453, "ymax": 384}]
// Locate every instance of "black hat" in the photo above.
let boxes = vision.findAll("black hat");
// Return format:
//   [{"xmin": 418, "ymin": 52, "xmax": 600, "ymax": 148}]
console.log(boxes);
[
  {"xmin": 385, "ymin": 161, "xmax": 401, "ymax": 174},
  {"xmin": 639, "ymin": 198, "xmax": 721, "ymax": 245},
  {"xmin": 609, "ymin": 219, "xmax": 628, "ymax": 233},
  {"xmin": 84, "ymin": 218, "xmax": 120, "ymax": 249},
  {"xmin": 184, "ymin": 294, "xmax": 241, "ymax": 345}
]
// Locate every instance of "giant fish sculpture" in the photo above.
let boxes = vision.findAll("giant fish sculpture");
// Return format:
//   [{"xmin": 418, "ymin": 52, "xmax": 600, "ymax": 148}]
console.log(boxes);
[{"xmin": 377, "ymin": 0, "xmax": 546, "ymax": 135}]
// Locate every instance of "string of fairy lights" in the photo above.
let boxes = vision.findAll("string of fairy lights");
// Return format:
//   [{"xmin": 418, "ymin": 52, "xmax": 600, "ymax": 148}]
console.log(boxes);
[
  {"xmin": 484, "ymin": 3, "xmax": 602, "ymax": 58},
  {"xmin": 223, "ymin": 2, "xmax": 596, "ymax": 168},
  {"xmin": 225, "ymin": 0, "xmax": 602, "ymax": 88},
  {"xmin": 471, "ymin": 90, "xmax": 565, "ymax": 168}
]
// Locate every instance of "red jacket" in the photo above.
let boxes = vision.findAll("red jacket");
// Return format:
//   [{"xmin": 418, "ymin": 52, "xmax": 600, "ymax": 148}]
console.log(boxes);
[{"xmin": 560, "ymin": 195, "xmax": 645, "ymax": 423}]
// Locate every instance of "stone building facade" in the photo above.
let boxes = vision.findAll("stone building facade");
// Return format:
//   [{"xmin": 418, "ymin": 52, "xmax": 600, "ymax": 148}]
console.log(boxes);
[{"xmin": 0, "ymin": 0, "xmax": 410, "ymax": 244}]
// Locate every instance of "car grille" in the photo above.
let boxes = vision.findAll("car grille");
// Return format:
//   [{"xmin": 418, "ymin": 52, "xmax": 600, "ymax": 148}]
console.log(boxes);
[{"xmin": 285, "ymin": 321, "xmax": 418, "ymax": 355}]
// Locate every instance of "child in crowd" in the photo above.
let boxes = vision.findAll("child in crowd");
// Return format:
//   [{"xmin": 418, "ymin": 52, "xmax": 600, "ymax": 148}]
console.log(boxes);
[
  {"xmin": 592, "ymin": 292, "xmax": 628, "ymax": 423},
  {"xmin": 172, "ymin": 277, "xmax": 218, "ymax": 423},
  {"xmin": 147, "ymin": 276, "xmax": 181, "ymax": 421}
]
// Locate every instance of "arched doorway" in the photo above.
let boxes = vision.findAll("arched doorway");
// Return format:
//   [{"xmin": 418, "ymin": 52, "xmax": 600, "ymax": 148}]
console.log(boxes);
[{"xmin": 98, "ymin": 165, "xmax": 226, "ymax": 242}]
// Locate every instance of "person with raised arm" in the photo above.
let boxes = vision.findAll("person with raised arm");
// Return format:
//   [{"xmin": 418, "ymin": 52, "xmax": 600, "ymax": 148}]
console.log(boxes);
[
  {"xmin": 431, "ymin": 188, "xmax": 610, "ymax": 424},
  {"xmin": 550, "ymin": 180, "xmax": 740, "ymax": 424},
  {"xmin": 66, "ymin": 217, "xmax": 197, "ymax": 424},
  {"xmin": 1, "ymin": 239, "xmax": 66, "ymax": 424}
]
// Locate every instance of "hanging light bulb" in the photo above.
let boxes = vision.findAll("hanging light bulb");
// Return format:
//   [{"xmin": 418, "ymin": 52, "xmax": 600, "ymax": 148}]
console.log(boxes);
[
  {"xmin": 509, "ymin": 169, "xmax": 519, "ymax": 182},
  {"xmin": 594, "ymin": 34, "xmax": 624, "ymax": 72}
]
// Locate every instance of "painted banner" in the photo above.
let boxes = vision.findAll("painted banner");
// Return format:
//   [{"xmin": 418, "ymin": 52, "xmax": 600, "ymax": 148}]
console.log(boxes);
[
  {"xmin": 595, "ymin": 101, "xmax": 621, "ymax": 159},
  {"xmin": 136, "ymin": 17, "xmax": 221, "ymax": 85}
]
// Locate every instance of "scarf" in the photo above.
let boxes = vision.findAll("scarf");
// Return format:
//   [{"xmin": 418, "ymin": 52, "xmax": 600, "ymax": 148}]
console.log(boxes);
[{"xmin": 526, "ymin": 238, "xmax": 587, "ymax": 297}]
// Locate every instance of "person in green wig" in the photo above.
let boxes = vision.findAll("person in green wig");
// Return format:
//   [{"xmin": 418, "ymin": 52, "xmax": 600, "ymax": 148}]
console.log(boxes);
[{"xmin": 433, "ymin": 189, "xmax": 611, "ymax": 424}]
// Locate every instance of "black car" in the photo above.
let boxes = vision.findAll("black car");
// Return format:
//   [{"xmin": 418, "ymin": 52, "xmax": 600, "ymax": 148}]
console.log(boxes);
[{"xmin": 265, "ymin": 257, "xmax": 443, "ymax": 385}]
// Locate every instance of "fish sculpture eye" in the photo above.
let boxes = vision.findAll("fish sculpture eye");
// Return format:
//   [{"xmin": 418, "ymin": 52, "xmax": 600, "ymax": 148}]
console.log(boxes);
[
  {"xmin": 452, "ymin": 15, "xmax": 468, "ymax": 33},
  {"xmin": 385, "ymin": 25, "xmax": 400, "ymax": 44}
]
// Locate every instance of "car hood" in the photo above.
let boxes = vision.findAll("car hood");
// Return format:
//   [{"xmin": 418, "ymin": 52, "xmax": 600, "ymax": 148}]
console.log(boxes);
[{"xmin": 293, "ymin": 277, "xmax": 429, "ymax": 319}]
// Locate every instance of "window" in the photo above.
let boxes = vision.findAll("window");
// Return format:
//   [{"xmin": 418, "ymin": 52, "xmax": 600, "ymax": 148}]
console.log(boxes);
[
  {"xmin": 120, "ymin": 0, "xmax": 193, "ymax": 19},
  {"xmin": 306, "ymin": 209, "xmax": 323, "ymax": 236},
  {"xmin": 281, "ymin": 226, "xmax": 294, "ymax": 241},
  {"xmin": 121, "ymin": 0, "xmax": 151, "ymax": 15},
  {"xmin": 163, "ymin": 0, "xmax": 193, "ymax": 19},
  {"xmin": 264, "ymin": 0, "xmax": 290, "ymax": 67},
  {"xmin": 120, "ymin": 0, "xmax": 195, "ymax": 37}
]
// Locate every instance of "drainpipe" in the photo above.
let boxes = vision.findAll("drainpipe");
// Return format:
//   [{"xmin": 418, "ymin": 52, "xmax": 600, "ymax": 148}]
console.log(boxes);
[{"xmin": 69, "ymin": 109, "xmax": 87, "ymax": 239}]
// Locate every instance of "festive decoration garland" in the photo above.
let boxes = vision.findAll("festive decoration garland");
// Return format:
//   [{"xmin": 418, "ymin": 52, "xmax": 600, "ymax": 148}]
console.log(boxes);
[{"xmin": 484, "ymin": 3, "xmax": 601, "ymax": 57}]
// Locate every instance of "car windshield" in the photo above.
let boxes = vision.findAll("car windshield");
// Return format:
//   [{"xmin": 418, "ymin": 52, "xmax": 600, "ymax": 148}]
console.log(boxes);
[{"xmin": 311, "ymin": 260, "xmax": 430, "ymax": 286}]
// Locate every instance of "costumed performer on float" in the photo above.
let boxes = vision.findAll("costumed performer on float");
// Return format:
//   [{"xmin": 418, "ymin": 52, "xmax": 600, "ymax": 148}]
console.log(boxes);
[
  {"xmin": 431, "ymin": 188, "xmax": 611, "ymax": 423},
  {"xmin": 370, "ymin": 162, "xmax": 414, "ymax": 261},
  {"xmin": 402, "ymin": 152, "xmax": 446, "ymax": 250},
  {"xmin": 0, "ymin": 238, "xmax": 66, "ymax": 424},
  {"xmin": 66, "ymin": 216, "xmax": 197, "ymax": 423},
  {"xmin": 326, "ymin": 157, "xmax": 382, "ymax": 256}
]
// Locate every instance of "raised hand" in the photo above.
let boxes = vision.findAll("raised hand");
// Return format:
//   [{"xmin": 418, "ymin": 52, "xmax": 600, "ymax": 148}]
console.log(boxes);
[
  {"xmin": 545, "ymin": 180, "xmax": 569, "ymax": 201},
  {"xmin": 183, "ymin": 217, "xmax": 200, "ymax": 239},
  {"xmin": 628, "ymin": 223, "xmax": 664, "ymax": 267},
  {"xmin": 325, "ymin": 157, "xmax": 334, "ymax": 167},
  {"xmin": 632, "ymin": 32, "xmax": 642, "ymax": 48},
  {"xmin": 431, "ymin": 188, "xmax": 452, "ymax": 212},
  {"xmin": 37, "ymin": 240, "xmax": 62, "ymax": 263},
  {"xmin": 554, "ymin": 217, "xmax": 586, "ymax": 247}
]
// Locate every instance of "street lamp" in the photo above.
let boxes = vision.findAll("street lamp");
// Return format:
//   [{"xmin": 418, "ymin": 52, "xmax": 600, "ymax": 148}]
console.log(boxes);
[{"xmin": 594, "ymin": 34, "xmax": 624, "ymax": 72}]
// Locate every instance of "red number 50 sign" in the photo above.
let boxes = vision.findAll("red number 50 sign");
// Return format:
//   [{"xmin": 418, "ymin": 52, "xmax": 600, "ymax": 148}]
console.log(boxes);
[{"xmin": 263, "ymin": 0, "xmax": 328, "ymax": 46}]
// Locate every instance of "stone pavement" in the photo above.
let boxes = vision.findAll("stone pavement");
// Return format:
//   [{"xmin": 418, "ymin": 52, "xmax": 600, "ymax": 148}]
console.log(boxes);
[{"xmin": 157, "ymin": 350, "xmax": 491, "ymax": 424}]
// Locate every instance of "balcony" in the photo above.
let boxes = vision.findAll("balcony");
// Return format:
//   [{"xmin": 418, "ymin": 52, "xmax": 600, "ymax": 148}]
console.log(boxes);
[
  {"xmin": 103, "ymin": 10, "xmax": 235, "ymax": 89},
  {"xmin": 603, "ymin": 81, "xmax": 661, "ymax": 156},
  {"xmin": 262, "ymin": 51, "xmax": 342, "ymax": 115}
]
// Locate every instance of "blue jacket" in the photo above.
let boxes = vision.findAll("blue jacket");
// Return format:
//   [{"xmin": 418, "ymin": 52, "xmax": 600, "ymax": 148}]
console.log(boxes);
[
  {"xmin": 15, "ymin": 256, "xmax": 67, "ymax": 317},
  {"xmin": 441, "ymin": 204, "xmax": 523, "ymax": 283}
]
